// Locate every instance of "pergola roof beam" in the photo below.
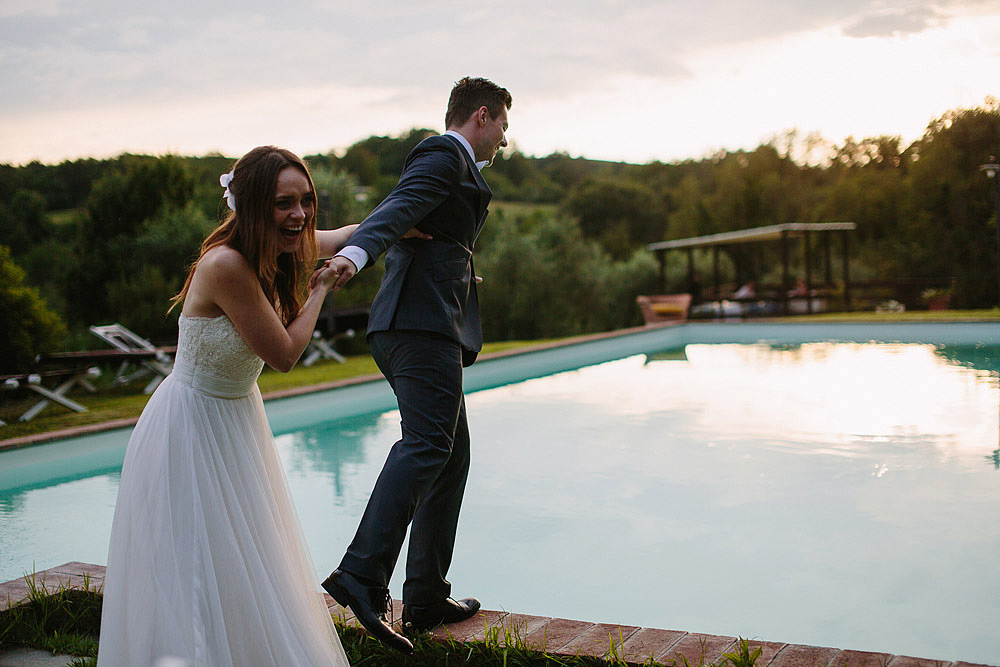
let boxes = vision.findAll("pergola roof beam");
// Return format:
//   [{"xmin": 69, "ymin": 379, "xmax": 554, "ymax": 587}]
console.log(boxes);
[{"xmin": 646, "ymin": 222, "xmax": 857, "ymax": 251}]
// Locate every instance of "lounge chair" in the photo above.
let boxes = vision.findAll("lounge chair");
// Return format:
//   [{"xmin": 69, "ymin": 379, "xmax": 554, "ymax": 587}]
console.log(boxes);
[
  {"xmin": 301, "ymin": 329, "xmax": 355, "ymax": 367},
  {"xmin": 1, "ymin": 366, "xmax": 101, "ymax": 423},
  {"xmin": 636, "ymin": 294, "xmax": 692, "ymax": 326},
  {"xmin": 301, "ymin": 301, "xmax": 367, "ymax": 367},
  {"xmin": 86, "ymin": 324, "xmax": 174, "ymax": 393}
]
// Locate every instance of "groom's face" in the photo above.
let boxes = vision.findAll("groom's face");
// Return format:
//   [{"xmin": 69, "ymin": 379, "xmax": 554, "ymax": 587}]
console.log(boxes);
[{"xmin": 476, "ymin": 106, "xmax": 508, "ymax": 166}]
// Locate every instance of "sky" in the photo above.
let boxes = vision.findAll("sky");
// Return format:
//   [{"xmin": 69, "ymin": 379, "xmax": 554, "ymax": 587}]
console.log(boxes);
[{"xmin": 1, "ymin": 0, "xmax": 998, "ymax": 166}]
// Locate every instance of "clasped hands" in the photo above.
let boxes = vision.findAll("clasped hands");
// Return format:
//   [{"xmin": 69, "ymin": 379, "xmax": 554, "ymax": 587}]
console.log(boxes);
[
  {"xmin": 309, "ymin": 256, "xmax": 357, "ymax": 293},
  {"xmin": 310, "ymin": 226, "xmax": 433, "ymax": 294},
  {"xmin": 309, "ymin": 226, "xmax": 484, "ymax": 293}
]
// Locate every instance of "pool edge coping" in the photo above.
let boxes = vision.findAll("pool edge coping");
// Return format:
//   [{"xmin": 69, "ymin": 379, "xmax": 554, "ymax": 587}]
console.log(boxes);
[{"xmin": 1, "ymin": 562, "xmax": 993, "ymax": 667}]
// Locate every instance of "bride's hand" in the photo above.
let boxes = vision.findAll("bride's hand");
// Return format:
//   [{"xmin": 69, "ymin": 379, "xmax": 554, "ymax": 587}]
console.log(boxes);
[{"xmin": 310, "ymin": 266, "xmax": 340, "ymax": 293}]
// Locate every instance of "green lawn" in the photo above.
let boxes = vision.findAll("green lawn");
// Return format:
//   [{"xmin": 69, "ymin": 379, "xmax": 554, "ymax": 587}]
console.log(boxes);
[
  {"xmin": 47, "ymin": 208, "xmax": 81, "ymax": 226},
  {"xmin": 490, "ymin": 200, "xmax": 558, "ymax": 218},
  {"xmin": 769, "ymin": 308, "xmax": 1000, "ymax": 322}
]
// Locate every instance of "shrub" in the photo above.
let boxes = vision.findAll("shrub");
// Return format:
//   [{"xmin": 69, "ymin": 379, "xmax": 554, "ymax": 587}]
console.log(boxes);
[
  {"xmin": 0, "ymin": 244, "xmax": 67, "ymax": 373},
  {"xmin": 476, "ymin": 210, "xmax": 659, "ymax": 341}
]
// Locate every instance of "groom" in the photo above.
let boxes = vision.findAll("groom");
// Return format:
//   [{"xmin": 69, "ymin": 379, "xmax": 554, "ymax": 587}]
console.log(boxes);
[{"xmin": 320, "ymin": 77, "xmax": 511, "ymax": 653}]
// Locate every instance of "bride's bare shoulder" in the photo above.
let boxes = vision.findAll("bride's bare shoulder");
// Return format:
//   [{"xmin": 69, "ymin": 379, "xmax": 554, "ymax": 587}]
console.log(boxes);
[
  {"xmin": 184, "ymin": 246, "xmax": 261, "ymax": 317},
  {"xmin": 195, "ymin": 246, "xmax": 253, "ymax": 283}
]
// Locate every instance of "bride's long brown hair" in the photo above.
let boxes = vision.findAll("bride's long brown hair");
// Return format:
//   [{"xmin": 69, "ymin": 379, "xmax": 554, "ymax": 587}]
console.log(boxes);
[{"xmin": 170, "ymin": 146, "xmax": 319, "ymax": 325}]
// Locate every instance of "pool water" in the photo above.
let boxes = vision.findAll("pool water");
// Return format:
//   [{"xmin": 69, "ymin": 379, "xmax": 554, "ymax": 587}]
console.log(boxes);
[{"xmin": 2, "ymin": 335, "xmax": 999, "ymax": 663}]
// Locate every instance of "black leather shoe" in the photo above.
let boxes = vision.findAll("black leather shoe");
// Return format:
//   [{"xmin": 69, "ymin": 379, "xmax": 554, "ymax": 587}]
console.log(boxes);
[
  {"xmin": 322, "ymin": 569, "xmax": 414, "ymax": 654},
  {"xmin": 402, "ymin": 596, "xmax": 481, "ymax": 633}
]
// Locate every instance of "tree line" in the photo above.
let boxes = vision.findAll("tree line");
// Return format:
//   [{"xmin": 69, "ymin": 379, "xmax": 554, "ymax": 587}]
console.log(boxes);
[{"xmin": 2, "ymin": 99, "xmax": 999, "ymax": 372}]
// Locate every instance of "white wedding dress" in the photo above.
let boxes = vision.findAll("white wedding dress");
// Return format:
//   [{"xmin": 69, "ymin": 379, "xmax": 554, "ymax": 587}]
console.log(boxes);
[{"xmin": 98, "ymin": 314, "xmax": 350, "ymax": 667}]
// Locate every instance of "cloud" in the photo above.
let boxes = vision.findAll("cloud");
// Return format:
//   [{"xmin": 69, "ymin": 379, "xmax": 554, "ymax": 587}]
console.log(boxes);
[
  {"xmin": 0, "ymin": 0, "xmax": 880, "ymax": 106},
  {"xmin": 1, "ymin": 1, "xmax": 696, "ymax": 116},
  {"xmin": 2, "ymin": 0, "xmax": 999, "ymax": 164},
  {"xmin": 842, "ymin": 7, "xmax": 942, "ymax": 37},
  {"xmin": 0, "ymin": 0, "xmax": 64, "ymax": 18},
  {"xmin": 840, "ymin": 0, "xmax": 1000, "ymax": 38}
]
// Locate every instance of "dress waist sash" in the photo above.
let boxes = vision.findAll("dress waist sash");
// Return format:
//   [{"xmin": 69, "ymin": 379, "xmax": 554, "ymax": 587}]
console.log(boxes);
[{"xmin": 170, "ymin": 359, "xmax": 258, "ymax": 399}]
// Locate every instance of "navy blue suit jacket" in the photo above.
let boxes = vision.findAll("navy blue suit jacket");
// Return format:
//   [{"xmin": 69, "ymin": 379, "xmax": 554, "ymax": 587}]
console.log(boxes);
[{"xmin": 345, "ymin": 134, "xmax": 492, "ymax": 366}]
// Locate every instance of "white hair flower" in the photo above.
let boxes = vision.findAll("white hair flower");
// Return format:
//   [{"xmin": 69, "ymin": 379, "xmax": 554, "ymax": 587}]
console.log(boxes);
[{"xmin": 219, "ymin": 170, "xmax": 236, "ymax": 211}]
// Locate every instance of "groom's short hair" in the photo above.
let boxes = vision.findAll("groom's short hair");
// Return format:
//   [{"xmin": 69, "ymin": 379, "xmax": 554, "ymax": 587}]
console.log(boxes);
[{"xmin": 445, "ymin": 77, "xmax": 512, "ymax": 128}]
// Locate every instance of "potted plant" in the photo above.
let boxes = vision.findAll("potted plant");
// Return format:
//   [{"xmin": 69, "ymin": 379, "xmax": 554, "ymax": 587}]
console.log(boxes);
[{"xmin": 921, "ymin": 287, "xmax": 953, "ymax": 310}]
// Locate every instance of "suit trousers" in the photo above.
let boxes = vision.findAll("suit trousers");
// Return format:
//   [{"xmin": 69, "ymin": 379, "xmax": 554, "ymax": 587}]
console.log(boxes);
[{"xmin": 339, "ymin": 329, "xmax": 471, "ymax": 605}]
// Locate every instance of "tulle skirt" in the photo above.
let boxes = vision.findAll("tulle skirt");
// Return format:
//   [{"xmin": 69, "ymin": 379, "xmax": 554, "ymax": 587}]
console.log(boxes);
[{"xmin": 97, "ymin": 374, "xmax": 349, "ymax": 666}]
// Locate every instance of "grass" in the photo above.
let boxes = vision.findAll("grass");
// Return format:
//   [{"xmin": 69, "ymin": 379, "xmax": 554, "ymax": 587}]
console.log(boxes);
[
  {"xmin": 338, "ymin": 624, "xmax": 642, "ymax": 666},
  {"xmin": 1, "ymin": 577, "xmax": 760, "ymax": 667},
  {"xmin": 0, "ymin": 574, "xmax": 101, "ymax": 664},
  {"xmin": 490, "ymin": 201, "xmax": 559, "ymax": 219},
  {"xmin": 769, "ymin": 307, "xmax": 1000, "ymax": 322},
  {"xmin": 0, "ymin": 384, "xmax": 152, "ymax": 441},
  {"xmin": 47, "ymin": 209, "xmax": 81, "ymax": 226}
]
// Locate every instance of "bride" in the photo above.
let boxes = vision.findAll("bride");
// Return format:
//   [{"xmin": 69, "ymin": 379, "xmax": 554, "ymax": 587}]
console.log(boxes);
[{"xmin": 97, "ymin": 146, "xmax": 418, "ymax": 666}]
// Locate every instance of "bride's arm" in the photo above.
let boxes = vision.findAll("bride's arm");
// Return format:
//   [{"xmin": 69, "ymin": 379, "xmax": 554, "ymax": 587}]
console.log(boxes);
[
  {"xmin": 316, "ymin": 225, "xmax": 358, "ymax": 258},
  {"xmin": 316, "ymin": 224, "xmax": 432, "ymax": 259},
  {"xmin": 193, "ymin": 247, "xmax": 338, "ymax": 372}
]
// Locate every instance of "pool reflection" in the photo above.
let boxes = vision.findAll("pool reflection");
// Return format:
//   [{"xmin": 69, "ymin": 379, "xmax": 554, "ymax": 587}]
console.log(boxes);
[{"xmin": 272, "ymin": 342, "xmax": 1000, "ymax": 663}]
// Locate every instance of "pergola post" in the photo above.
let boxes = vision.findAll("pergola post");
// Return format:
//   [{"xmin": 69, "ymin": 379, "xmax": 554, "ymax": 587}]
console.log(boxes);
[
  {"xmin": 656, "ymin": 250, "xmax": 666, "ymax": 293},
  {"xmin": 824, "ymin": 232, "xmax": 833, "ymax": 287},
  {"xmin": 712, "ymin": 246, "xmax": 720, "ymax": 300},
  {"xmin": 841, "ymin": 231, "xmax": 852, "ymax": 311},
  {"xmin": 686, "ymin": 248, "xmax": 695, "ymax": 292},
  {"xmin": 732, "ymin": 245, "xmax": 741, "ymax": 286},
  {"xmin": 804, "ymin": 231, "xmax": 814, "ymax": 314},
  {"xmin": 781, "ymin": 230, "xmax": 790, "ymax": 315}
]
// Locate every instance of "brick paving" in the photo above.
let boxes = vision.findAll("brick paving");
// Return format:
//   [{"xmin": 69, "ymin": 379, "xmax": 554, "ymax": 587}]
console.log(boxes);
[{"xmin": 5, "ymin": 563, "xmax": 993, "ymax": 667}]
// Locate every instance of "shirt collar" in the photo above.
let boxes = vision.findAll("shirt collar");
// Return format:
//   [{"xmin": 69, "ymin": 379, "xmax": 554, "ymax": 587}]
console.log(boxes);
[{"xmin": 444, "ymin": 130, "xmax": 488, "ymax": 170}]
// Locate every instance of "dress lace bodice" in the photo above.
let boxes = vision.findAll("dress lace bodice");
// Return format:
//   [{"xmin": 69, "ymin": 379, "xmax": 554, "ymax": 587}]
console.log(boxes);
[{"xmin": 173, "ymin": 315, "xmax": 264, "ymax": 398}]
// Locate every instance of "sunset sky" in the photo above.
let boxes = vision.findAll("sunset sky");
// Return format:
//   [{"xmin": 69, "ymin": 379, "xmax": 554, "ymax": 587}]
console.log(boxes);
[{"xmin": 1, "ymin": 0, "xmax": 998, "ymax": 166}]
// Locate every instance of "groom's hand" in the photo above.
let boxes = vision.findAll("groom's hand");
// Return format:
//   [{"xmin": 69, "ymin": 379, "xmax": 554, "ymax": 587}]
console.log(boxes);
[
  {"xmin": 310, "ymin": 265, "xmax": 341, "ymax": 292},
  {"xmin": 402, "ymin": 226, "xmax": 432, "ymax": 241},
  {"xmin": 325, "ymin": 255, "xmax": 358, "ymax": 291}
]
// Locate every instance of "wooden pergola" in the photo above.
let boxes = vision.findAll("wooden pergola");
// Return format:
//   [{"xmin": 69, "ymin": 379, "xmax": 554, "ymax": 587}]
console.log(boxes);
[{"xmin": 646, "ymin": 222, "xmax": 857, "ymax": 314}]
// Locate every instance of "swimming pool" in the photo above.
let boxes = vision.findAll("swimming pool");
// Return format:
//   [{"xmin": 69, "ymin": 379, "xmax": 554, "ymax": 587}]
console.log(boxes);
[{"xmin": 2, "ymin": 322, "xmax": 999, "ymax": 663}]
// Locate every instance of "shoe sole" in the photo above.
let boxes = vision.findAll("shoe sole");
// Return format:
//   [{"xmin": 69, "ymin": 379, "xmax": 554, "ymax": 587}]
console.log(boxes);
[{"xmin": 322, "ymin": 575, "xmax": 414, "ymax": 655}]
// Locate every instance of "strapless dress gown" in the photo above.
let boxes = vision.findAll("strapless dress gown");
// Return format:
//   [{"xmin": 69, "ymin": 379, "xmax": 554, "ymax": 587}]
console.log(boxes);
[{"xmin": 97, "ymin": 314, "xmax": 349, "ymax": 667}]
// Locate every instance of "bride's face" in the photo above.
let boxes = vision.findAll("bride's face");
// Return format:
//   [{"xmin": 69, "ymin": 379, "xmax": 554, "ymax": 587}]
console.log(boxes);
[{"xmin": 271, "ymin": 166, "xmax": 314, "ymax": 255}]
